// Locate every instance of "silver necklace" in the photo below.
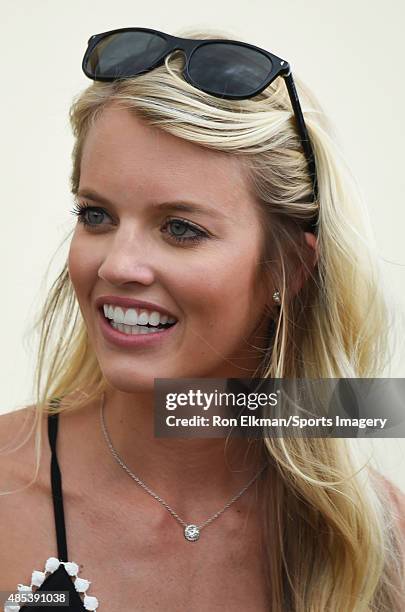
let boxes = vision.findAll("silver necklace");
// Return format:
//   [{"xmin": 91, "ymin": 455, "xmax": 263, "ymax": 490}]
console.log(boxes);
[{"xmin": 99, "ymin": 392, "xmax": 267, "ymax": 542}]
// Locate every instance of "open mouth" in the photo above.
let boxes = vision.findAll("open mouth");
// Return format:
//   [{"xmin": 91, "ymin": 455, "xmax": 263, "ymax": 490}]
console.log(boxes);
[{"xmin": 99, "ymin": 307, "xmax": 177, "ymax": 334}]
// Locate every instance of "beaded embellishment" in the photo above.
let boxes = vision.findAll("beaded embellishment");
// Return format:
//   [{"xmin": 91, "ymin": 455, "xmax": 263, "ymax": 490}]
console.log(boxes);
[{"xmin": 4, "ymin": 557, "xmax": 99, "ymax": 611}]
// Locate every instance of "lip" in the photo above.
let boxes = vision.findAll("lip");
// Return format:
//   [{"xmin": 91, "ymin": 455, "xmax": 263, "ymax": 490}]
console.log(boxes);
[
  {"xmin": 95, "ymin": 295, "xmax": 177, "ymax": 319},
  {"xmin": 98, "ymin": 308, "xmax": 178, "ymax": 348}
]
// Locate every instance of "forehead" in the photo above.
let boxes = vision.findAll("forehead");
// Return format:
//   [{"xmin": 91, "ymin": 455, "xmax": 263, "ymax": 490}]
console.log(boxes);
[{"xmin": 79, "ymin": 104, "xmax": 256, "ymax": 218}]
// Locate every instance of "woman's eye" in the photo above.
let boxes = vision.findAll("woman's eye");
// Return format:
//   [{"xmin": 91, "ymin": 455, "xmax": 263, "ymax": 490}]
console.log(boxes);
[
  {"xmin": 70, "ymin": 203, "xmax": 108, "ymax": 227},
  {"xmin": 161, "ymin": 218, "xmax": 207, "ymax": 244},
  {"xmin": 69, "ymin": 202, "xmax": 208, "ymax": 246}
]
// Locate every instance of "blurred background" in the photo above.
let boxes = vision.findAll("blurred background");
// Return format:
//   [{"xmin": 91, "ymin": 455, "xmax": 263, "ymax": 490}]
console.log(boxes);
[{"xmin": 1, "ymin": 0, "xmax": 404, "ymax": 489}]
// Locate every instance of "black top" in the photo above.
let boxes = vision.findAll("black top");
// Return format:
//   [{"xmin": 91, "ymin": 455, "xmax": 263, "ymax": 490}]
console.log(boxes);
[{"xmin": 18, "ymin": 403, "xmax": 90, "ymax": 611}]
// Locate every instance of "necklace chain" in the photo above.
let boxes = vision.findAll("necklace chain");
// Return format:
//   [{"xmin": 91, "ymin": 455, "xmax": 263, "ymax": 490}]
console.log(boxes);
[{"xmin": 99, "ymin": 392, "xmax": 267, "ymax": 540}]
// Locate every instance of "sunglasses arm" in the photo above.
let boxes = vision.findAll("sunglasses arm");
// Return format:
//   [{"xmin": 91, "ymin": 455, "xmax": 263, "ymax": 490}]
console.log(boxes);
[{"xmin": 283, "ymin": 72, "xmax": 318, "ymax": 206}]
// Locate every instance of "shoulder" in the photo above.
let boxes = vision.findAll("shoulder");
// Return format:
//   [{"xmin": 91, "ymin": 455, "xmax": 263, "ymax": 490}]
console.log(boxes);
[
  {"xmin": 0, "ymin": 405, "xmax": 50, "ymax": 489},
  {"xmin": 0, "ymin": 405, "xmax": 36, "ymax": 456},
  {"xmin": 0, "ymin": 403, "xmax": 36, "ymax": 433},
  {"xmin": 0, "ymin": 406, "xmax": 60, "ymax": 583},
  {"xmin": 0, "ymin": 394, "xmax": 102, "ymax": 499}
]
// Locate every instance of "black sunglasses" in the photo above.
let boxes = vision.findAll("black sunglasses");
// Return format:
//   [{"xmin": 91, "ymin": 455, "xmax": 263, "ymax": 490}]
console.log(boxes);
[{"xmin": 82, "ymin": 27, "xmax": 318, "ymax": 233}]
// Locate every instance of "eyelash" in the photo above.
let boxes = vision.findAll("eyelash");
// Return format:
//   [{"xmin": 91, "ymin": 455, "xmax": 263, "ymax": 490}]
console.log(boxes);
[{"xmin": 69, "ymin": 202, "xmax": 208, "ymax": 245}]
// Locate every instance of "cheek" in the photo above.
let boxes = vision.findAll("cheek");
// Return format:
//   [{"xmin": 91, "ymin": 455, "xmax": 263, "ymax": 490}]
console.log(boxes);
[
  {"xmin": 67, "ymin": 233, "xmax": 98, "ymax": 296},
  {"xmin": 177, "ymin": 245, "xmax": 261, "ymax": 326}
]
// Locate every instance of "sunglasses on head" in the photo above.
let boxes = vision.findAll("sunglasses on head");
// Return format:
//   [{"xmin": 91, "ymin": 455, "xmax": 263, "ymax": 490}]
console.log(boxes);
[{"xmin": 82, "ymin": 27, "xmax": 318, "ymax": 233}]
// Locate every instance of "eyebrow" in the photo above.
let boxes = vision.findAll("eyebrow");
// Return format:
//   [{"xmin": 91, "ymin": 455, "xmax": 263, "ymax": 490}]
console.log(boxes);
[{"xmin": 76, "ymin": 188, "xmax": 225, "ymax": 218}]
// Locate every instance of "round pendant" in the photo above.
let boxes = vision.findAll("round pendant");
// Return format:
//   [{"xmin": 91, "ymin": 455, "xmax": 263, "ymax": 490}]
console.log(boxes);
[{"xmin": 184, "ymin": 524, "xmax": 200, "ymax": 542}]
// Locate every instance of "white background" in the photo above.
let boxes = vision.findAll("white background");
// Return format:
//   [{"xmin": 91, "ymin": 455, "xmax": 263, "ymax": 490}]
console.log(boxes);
[{"xmin": 1, "ymin": 1, "xmax": 404, "ymax": 490}]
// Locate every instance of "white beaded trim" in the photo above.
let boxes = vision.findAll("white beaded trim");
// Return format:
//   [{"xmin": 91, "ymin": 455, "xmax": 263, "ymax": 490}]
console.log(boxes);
[{"xmin": 4, "ymin": 557, "xmax": 99, "ymax": 611}]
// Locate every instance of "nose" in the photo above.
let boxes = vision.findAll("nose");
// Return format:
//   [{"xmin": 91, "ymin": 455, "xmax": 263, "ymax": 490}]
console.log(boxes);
[{"xmin": 97, "ymin": 231, "xmax": 156, "ymax": 287}]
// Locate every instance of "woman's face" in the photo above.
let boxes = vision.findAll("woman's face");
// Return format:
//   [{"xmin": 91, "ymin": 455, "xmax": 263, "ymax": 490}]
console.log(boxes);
[{"xmin": 68, "ymin": 103, "xmax": 271, "ymax": 392}]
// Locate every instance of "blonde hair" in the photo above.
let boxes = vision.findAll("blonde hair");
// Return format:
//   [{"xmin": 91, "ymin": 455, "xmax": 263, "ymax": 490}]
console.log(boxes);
[{"xmin": 3, "ymin": 26, "xmax": 404, "ymax": 610}]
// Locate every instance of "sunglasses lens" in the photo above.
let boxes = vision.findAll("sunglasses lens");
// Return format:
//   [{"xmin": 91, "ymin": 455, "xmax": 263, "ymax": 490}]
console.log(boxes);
[
  {"xmin": 188, "ymin": 43, "xmax": 273, "ymax": 97},
  {"xmin": 84, "ymin": 31, "xmax": 169, "ymax": 79}
]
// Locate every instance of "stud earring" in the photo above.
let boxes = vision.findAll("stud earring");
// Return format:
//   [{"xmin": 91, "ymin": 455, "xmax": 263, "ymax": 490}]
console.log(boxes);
[{"xmin": 272, "ymin": 290, "xmax": 281, "ymax": 305}]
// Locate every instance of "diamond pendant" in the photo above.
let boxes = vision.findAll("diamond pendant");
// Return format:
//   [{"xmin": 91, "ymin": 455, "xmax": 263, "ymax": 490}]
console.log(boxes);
[{"xmin": 184, "ymin": 524, "xmax": 200, "ymax": 542}]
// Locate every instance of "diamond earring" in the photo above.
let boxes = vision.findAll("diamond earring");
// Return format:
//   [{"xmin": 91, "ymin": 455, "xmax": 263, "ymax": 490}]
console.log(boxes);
[{"xmin": 272, "ymin": 290, "xmax": 281, "ymax": 305}]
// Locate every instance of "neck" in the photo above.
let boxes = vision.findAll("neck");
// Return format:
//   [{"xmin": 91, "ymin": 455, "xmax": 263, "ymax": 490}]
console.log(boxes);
[{"xmin": 86, "ymin": 387, "xmax": 266, "ymax": 517}]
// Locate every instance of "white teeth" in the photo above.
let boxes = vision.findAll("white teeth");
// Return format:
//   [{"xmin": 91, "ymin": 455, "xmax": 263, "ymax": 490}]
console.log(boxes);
[
  {"xmin": 111, "ymin": 322, "xmax": 165, "ymax": 335},
  {"xmin": 149, "ymin": 311, "xmax": 160, "ymax": 326},
  {"xmin": 103, "ymin": 304, "xmax": 176, "ymax": 326},
  {"xmin": 123, "ymin": 309, "xmax": 138, "ymax": 325},
  {"xmin": 137, "ymin": 310, "xmax": 150, "ymax": 326},
  {"xmin": 113, "ymin": 307, "xmax": 125, "ymax": 324}
]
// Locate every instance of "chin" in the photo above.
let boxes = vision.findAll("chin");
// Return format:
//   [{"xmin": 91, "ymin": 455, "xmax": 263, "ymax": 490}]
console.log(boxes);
[{"xmin": 99, "ymin": 367, "xmax": 163, "ymax": 393}]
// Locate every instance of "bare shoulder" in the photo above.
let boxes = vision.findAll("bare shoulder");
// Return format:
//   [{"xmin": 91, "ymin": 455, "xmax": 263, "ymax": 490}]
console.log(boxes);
[
  {"xmin": 0, "ymin": 397, "xmax": 93, "ymax": 489},
  {"xmin": 0, "ymin": 403, "xmax": 36, "ymax": 435},
  {"xmin": 0, "ymin": 406, "xmax": 55, "ymax": 583},
  {"xmin": 0, "ymin": 405, "xmax": 44, "ymax": 485},
  {"xmin": 0, "ymin": 397, "xmax": 105, "ymax": 590}
]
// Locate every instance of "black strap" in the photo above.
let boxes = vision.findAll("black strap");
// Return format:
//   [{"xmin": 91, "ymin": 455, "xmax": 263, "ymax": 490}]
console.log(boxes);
[{"xmin": 47, "ymin": 400, "xmax": 68, "ymax": 562}]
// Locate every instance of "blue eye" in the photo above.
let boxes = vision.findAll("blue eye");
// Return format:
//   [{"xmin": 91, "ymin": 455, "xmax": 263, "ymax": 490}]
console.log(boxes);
[
  {"xmin": 161, "ymin": 218, "xmax": 206, "ymax": 244},
  {"xmin": 69, "ymin": 202, "xmax": 208, "ymax": 245},
  {"xmin": 71, "ymin": 202, "xmax": 105, "ymax": 227}
]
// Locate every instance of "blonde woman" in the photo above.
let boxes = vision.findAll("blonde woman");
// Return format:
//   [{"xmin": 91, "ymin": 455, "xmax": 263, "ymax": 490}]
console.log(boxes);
[{"xmin": 1, "ymin": 26, "xmax": 404, "ymax": 611}]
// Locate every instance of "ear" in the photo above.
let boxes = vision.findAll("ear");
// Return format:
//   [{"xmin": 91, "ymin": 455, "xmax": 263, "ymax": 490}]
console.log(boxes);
[
  {"xmin": 266, "ymin": 231, "xmax": 319, "ymax": 309},
  {"xmin": 288, "ymin": 232, "xmax": 318, "ymax": 299},
  {"xmin": 304, "ymin": 232, "xmax": 318, "ymax": 267},
  {"xmin": 291, "ymin": 232, "xmax": 319, "ymax": 295}
]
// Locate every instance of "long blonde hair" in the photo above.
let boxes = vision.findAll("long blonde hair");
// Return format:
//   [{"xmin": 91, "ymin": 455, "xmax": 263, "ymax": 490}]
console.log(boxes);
[{"xmin": 3, "ymin": 26, "xmax": 404, "ymax": 610}]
